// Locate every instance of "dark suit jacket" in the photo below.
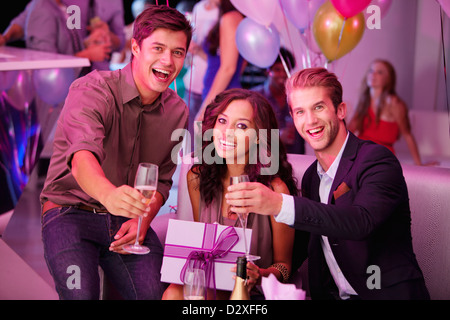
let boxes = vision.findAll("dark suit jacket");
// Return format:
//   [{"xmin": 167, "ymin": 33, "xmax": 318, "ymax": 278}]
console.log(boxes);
[{"xmin": 294, "ymin": 132, "xmax": 429, "ymax": 300}]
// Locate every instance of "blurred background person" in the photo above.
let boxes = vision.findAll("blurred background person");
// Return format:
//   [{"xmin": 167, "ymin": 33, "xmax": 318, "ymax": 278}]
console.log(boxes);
[
  {"xmin": 110, "ymin": 0, "xmax": 157, "ymax": 70},
  {"xmin": 194, "ymin": 0, "xmax": 245, "ymax": 124},
  {"xmin": 182, "ymin": 0, "xmax": 219, "ymax": 143},
  {"xmin": 0, "ymin": 0, "xmax": 125, "ymax": 73},
  {"xmin": 251, "ymin": 47, "xmax": 304, "ymax": 155},
  {"xmin": 348, "ymin": 59, "xmax": 437, "ymax": 166},
  {"xmin": 162, "ymin": 89, "xmax": 296, "ymax": 300}
]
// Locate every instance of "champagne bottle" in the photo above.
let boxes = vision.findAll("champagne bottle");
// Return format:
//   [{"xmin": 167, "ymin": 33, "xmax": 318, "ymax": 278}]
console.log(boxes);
[{"xmin": 230, "ymin": 256, "xmax": 250, "ymax": 300}]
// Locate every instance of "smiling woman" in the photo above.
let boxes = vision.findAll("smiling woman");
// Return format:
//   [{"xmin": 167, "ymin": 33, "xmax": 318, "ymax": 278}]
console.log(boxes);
[
  {"xmin": 212, "ymin": 99, "xmax": 258, "ymax": 164},
  {"xmin": 162, "ymin": 88, "xmax": 299, "ymax": 300}
]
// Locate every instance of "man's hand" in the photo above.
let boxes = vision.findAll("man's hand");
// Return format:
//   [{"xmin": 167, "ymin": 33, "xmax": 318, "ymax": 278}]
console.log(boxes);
[
  {"xmin": 225, "ymin": 182, "xmax": 283, "ymax": 216},
  {"xmin": 109, "ymin": 217, "xmax": 148, "ymax": 254},
  {"xmin": 84, "ymin": 43, "xmax": 112, "ymax": 61},
  {"xmin": 109, "ymin": 194, "xmax": 161, "ymax": 254},
  {"xmin": 102, "ymin": 185, "xmax": 150, "ymax": 219},
  {"xmin": 231, "ymin": 261, "xmax": 260, "ymax": 290},
  {"xmin": 71, "ymin": 150, "xmax": 152, "ymax": 219}
]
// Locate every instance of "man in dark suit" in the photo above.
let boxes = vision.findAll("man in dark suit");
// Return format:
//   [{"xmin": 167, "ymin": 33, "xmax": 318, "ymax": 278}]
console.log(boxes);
[{"xmin": 226, "ymin": 67, "xmax": 429, "ymax": 300}]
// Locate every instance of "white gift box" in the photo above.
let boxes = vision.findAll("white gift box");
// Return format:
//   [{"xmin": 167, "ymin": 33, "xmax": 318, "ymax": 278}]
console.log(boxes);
[{"xmin": 160, "ymin": 219, "xmax": 251, "ymax": 291}]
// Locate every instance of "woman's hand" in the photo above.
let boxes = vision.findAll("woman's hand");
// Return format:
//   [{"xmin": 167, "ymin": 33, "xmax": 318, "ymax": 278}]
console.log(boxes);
[
  {"xmin": 231, "ymin": 261, "xmax": 261, "ymax": 290},
  {"xmin": 109, "ymin": 218, "xmax": 143, "ymax": 254}
]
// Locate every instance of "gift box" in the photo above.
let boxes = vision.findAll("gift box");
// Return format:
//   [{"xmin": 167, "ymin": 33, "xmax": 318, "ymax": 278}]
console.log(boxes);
[{"xmin": 160, "ymin": 219, "xmax": 251, "ymax": 292}]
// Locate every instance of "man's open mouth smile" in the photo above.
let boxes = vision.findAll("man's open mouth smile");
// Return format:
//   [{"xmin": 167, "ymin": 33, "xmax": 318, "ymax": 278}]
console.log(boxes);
[{"xmin": 153, "ymin": 68, "xmax": 171, "ymax": 80}]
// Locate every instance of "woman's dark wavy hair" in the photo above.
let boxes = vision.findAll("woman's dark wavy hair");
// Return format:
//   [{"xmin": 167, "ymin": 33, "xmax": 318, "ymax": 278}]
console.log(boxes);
[{"xmin": 192, "ymin": 88, "xmax": 298, "ymax": 206}]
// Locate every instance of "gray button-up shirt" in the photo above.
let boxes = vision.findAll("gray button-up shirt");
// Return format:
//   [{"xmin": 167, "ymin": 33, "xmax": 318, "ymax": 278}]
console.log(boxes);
[{"xmin": 40, "ymin": 63, "xmax": 188, "ymax": 210}]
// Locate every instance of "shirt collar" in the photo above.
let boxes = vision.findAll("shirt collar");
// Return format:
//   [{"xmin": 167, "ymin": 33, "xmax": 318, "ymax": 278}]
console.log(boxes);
[
  {"xmin": 120, "ymin": 63, "xmax": 140, "ymax": 104},
  {"xmin": 120, "ymin": 62, "xmax": 165, "ymax": 111},
  {"xmin": 317, "ymin": 131, "xmax": 350, "ymax": 180}
]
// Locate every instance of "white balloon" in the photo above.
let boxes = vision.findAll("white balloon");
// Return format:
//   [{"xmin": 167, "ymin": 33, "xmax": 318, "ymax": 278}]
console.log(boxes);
[
  {"xmin": 231, "ymin": 0, "xmax": 277, "ymax": 26},
  {"xmin": 236, "ymin": 18, "xmax": 280, "ymax": 68},
  {"xmin": 279, "ymin": 0, "xmax": 325, "ymax": 31}
]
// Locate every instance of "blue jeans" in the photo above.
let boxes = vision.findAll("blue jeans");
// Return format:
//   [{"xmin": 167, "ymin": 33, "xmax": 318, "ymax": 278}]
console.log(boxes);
[{"xmin": 42, "ymin": 206, "xmax": 166, "ymax": 300}]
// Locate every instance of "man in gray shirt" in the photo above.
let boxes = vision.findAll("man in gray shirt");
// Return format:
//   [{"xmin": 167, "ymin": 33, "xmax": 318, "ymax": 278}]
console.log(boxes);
[
  {"xmin": 40, "ymin": 5, "xmax": 192, "ymax": 299},
  {"xmin": 1, "ymin": 0, "xmax": 125, "ymax": 71}
]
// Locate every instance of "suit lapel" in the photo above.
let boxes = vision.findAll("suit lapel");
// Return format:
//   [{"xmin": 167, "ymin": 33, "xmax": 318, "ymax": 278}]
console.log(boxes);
[
  {"xmin": 310, "ymin": 166, "xmax": 321, "ymax": 202},
  {"xmin": 328, "ymin": 132, "xmax": 359, "ymax": 204}
]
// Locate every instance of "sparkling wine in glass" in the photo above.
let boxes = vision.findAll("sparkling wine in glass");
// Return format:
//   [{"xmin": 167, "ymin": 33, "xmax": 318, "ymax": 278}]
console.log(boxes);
[
  {"xmin": 229, "ymin": 175, "xmax": 260, "ymax": 261},
  {"xmin": 123, "ymin": 163, "xmax": 158, "ymax": 255},
  {"xmin": 183, "ymin": 268, "xmax": 206, "ymax": 300}
]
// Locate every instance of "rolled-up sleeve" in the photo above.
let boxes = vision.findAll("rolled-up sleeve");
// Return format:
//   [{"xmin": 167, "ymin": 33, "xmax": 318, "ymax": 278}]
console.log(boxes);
[{"xmin": 60, "ymin": 76, "xmax": 111, "ymax": 169}]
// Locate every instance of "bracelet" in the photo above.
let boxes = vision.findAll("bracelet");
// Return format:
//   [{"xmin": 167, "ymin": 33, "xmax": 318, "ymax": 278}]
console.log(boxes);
[{"xmin": 270, "ymin": 263, "xmax": 290, "ymax": 283}]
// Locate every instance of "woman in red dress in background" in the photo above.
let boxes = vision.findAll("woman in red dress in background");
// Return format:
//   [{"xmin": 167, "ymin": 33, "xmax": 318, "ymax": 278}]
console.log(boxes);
[{"xmin": 348, "ymin": 59, "xmax": 432, "ymax": 166}]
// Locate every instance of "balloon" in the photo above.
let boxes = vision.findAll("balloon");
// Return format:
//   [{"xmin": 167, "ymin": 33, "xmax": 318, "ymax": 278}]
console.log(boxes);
[
  {"xmin": 330, "ymin": 0, "xmax": 371, "ymax": 18},
  {"xmin": 230, "ymin": 0, "xmax": 276, "ymax": 26},
  {"xmin": 131, "ymin": 0, "xmax": 147, "ymax": 19},
  {"xmin": 303, "ymin": 27, "xmax": 322, "ymax": 54},
  {"xmin": 5, "ymin": 70, "xmax": 35, "ymax": 111},
  {"xmin": 271, "ymin": 1, "xmax": 308, "ymax": 69},
  {"xmin": 236, "ymin": 18, "xmax": 280, "ymax": 69},
  {"xmin": 280, "ymin": 0, "xmax": 325, "ymax": 31},
  {"xmin": 437, "ymin": 0, "xmax": 450, "ymax": 18},
  {"xmin": 33, "ymin": 68, "xmax": 76, "ymax": 105},
  {"xmin": 313, "ymin": 1, "xmax": 365, "ymax": 61},
  {"xmin": 0, "ymin": 70, "xmax": 19, "ymax": 92}
]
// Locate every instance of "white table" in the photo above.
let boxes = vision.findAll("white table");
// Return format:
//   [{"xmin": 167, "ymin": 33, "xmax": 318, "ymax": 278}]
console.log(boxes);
[{"xmin": 0, "ymin": 45, "xmax": 89, "ymax": 71}]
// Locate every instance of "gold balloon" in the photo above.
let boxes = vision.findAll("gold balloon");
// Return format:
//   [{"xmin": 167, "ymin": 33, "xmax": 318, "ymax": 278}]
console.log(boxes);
[{"xmin": 313, "ymin": 1, "xmax": 365, "ymax": 61}]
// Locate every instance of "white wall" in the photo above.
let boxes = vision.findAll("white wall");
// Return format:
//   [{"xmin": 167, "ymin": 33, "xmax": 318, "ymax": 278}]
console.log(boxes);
[
  {"xmin": 332, "ymin": 0, "xmax": 419, "ymax": 116},
  {"xmin": 412, "ymin": 0, "xmax": 448, "ymax": 112}
]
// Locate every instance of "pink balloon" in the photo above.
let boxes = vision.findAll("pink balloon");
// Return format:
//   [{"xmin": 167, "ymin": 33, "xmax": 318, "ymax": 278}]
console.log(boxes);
[
  {"xmin": 280, "ymin": 0, "xmax": 325, "ymax": 31},
  {"xmin": 330, "ymin": 0, "xmax": 371, "ymax": 18},
  {"xmin": 236, "ymin": 18, "xmax": 280, "ymax": 68},
  {"xmin": 33, "ymin": 68, "xmax": 75, "ymax": 105},
  {"xmin": 5, "ymin": 70, "xmax": 35, "ymax": 111},
  {"xmin": 0, "ymin": 70, "xmax": 19, "ymax": 92},
  {"xmin": 303, "ymin": 27, "xmax": 322, "ymax": 54},
  {"xmin": 230, "ymin": 0, "xmax": 276, "ymax": 26}
]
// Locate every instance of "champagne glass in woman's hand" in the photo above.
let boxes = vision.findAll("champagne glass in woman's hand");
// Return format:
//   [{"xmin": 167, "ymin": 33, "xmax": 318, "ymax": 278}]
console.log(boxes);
[
  {"xmin": 123, "ymin": 163, "xmax": 158, "ymax": 255},
  {"xmin": 229, "ymin": 175, "xmax": 260, "ymax": 261}
]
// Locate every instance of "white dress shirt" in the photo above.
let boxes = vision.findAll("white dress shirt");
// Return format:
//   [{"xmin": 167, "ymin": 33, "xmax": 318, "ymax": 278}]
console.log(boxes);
[{"xmin": 276, "ymin": 132, "xmax": 357, "ymax": 299}]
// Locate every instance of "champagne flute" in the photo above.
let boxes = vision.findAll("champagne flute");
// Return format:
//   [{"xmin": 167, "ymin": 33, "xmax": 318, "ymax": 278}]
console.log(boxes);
[
  {"xmin": 123, "ymin": 163, "xmax": 158, "ymax": 255},
  {"xmin": 183, "ymin": 268, "xmax": 206, "ymax": 300},
  {"xmin": 229, "ymin": 175, "xmax": 260, "ymax": 261}
]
